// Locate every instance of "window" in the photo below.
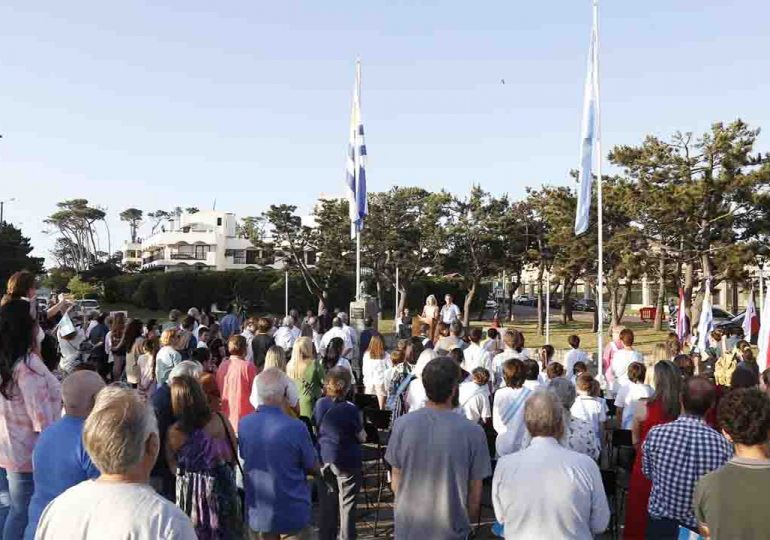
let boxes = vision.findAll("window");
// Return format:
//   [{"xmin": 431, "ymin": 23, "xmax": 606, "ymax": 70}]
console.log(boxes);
[
  {"xmin": 195, "ymin": 245, "xmax": 207, "ymax": 259},
  {"xmin": 217, "ymin": 218, "xmax": 222, "ymax": 226},
  {"xmin": 233, "ymin": 250, "xmax": 246, "ymax": 264},
  {"xmin": 246, "ymin": 250, "xmax": 259, "ymax": 264}
]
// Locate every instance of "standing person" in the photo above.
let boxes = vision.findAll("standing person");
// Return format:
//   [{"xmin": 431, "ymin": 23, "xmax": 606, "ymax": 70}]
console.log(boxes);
[
  {"xmin": 219, "ymin": 305, "xmax": 242, "ymax": 340},
  {"xmin": 614, "ymin": 363, "xmax": 653, "ymax": 430},
  {"xmin": 493, "ymin": 359, "xmax": 531, "ymax": 456},
  {"xmin": 404, "ymin": 350, "xmax": 437, "ymax": 413},
  {"xmin": 155, "ymin": 329, "xmax": 183, "ymax": 386},
  {"xmin": 300, "ymin": 316, "xmax": 322, "ymax": 357},
  {"xmin": 385, "ymin": 357, "xmax": 491, "ymax": 540},
  {"xmin": 462, "ymin": 327, "xmax": 493, "ymax": 380},
  {"xmin": 251, "ymin": 318, "xmax": 275, "ymax": 370},
  {"xmin": 358, "ymin": 316, "xmax": 380, "ymax": 365},
  {"xmin": 338, "ymin": 314, "xmax": 358, "ymax": 368},
  {"xmin": 609, "ymin": 328, "xmax": 643, "ymax": 396},
  {"xmin": 571, "ymin": 373, "xmax": 608, "ymax": 451},
  {"xmin": 642, "ymin": 376, "xmax": 732, "ymax": 537},
  {"xmin": 492, "ymin": 330, "xmax": 530, "ymax": 389},
  {"xmin": 436, "ymin": 321, "xmax": 464, "ymax": 353},
  {"xmin": 106, "ymin": 312, "xmax": 127, "ymax": 382},
  {"xmin": 195, "ymin": 327, "xmax": 210, "ymax": 349},
  {"xmin": 240, "ymin": 318, "xmax": 257, "ymax": 362},
  {"xmin": 522, "ymin": 359, "xmax": 545, "ymax": 392},
  {"xmin": 0, "ymin": 299, "xmax": 62, "ymax": 539},
  {"xmin": 319, "ymin": 318, "xmax": 353, "ymax": 358},
  {"xmin": 323, "ymin": 338, "xmax": 354, "ymax": 377},
  {"xmin": 287, "ymin": 337, "xmax": 325, "ymax": 418},
  {"xmin": 458, "ymin": 368, "xmax": 492, "ymax": 425},
  {"xmin": 313, "ymin": 368, "xmax": 364, "ymax": 540},
  {"xmin": 419, "ymin": 295, "xmax": 440, "ymax": 342},
  {"xmin": 537, "ymin": 345, "xmax": 556, "ymax": 385},
  {"xmin": 166, "ymin": 375, "xmax": 242, "ymax": 538},
  {"xmin": 602, "ymin": 325, "xmax": 626, "ymax": 394},
  {"xmin": 24, "ymin": 371, "xmax": 104, "ymax": 540},
  {"xmin": 87, "ymin": 312, "xmax": 109, "ymax": 377},
  {"xmin": 564, "ymin": 335, "xmax": 589, "ymax": 375},
  {"xmin": 362, "ymin": 335, "xmax": 392, "ymax": 409},
  {"xmin": 492, "ymin": 391, "xmax": 609, "ymax": 539},
  {"xmin": 273, "ymin": 316, "xmax": 300, "ymax": 353},
  {"xmin": 175, "ymin": 316, "xmax": 197, "ymax": 361},
  {"xmin": 216, "ymin": 335, "xmax": 257, "ymax": 432},
  {"xmin": 162, "ymin": 309, "xmax": 182, "ymax": 332},
  {"xmin": 482, "ymin": 328, "xmax": 501, "ymax": 354},
  {"xmin": 624, "ymin": 360, "xmax": 682, "ymax": 539},
  {"xmin": 249, "ymin": 347, "xmax": 300, "ymax": 416},
  {"xmin": 440, "ymin": 294, "xmax": 462, "ymax": 326},
  {"xmin": 694, "ymin": 388, "xmax": 770, "ymax": 538},
  {"xmin": 239, "ymin": 369, "xmax": 319, "ymax": 539},
  {"xmin": 34, "ymin": 387, "xmax": 196, "ymax": 539},
  {"xmin": 119, "ymin": 319, "xmax": 145, "ymax": 388},
  {"xmin": 137, "ymin": 338, "xmax": 160, "ymax": 401}
]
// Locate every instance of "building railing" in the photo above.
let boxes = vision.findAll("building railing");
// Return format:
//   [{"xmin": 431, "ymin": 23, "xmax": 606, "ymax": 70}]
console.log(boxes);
[{"xmin": 170, "ymin": 253, "xmax": 207, "ymax": 261}]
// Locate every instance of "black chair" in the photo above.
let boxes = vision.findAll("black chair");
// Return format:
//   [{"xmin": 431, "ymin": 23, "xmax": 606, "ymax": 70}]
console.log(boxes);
[
  {"xmin": 362, "ymin": 408, "xmax": 393, "ymax": 536},
  {"xmin": 354, "ymin": 393, "xmax": 380, "ymax": 411},
  {"xmin": 601, "ymin": 469, "xmax": 619, "ymax": 540},
  {"xmin": 610, "ymin": 429, "xmax": 636, "ymax": 523}
]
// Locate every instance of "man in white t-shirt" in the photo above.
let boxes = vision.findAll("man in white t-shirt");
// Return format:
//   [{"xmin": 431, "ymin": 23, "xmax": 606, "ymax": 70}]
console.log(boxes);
[
  {"xmin": 463, "ymin": 328, "xmax": 493, "ymax": 376},
  {"xmin": 564, "ymin": 334, "xmax": 590, "ymax": 376},
  {"xmin": 440, "ymin": 294, "xmax": 462, "ymax": 325},
  {"xmin": 320, "ymin": 318, "xmax": 353, "ymax": 357},
  {"xmin": 35, "ymin": 386, "xmax": 195, "ymax": 539}
]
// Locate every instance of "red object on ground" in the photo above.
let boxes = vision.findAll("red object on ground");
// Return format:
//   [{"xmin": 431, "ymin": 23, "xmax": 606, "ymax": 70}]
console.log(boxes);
[{"xmin": 639, "ymin": 307, "xmax": 657, "ymax": 322}]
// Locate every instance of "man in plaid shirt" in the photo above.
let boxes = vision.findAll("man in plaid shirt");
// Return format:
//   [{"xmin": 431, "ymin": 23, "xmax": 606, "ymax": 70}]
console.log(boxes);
[{"xmin": 642, "ymin": 376, "xmax": 732, "ymax": 538}]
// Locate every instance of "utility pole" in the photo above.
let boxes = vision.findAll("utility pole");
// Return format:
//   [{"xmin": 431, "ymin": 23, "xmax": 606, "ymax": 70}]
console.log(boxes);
[{"xmin": 0, "ymin": 198, "xmax": 16, "ymax": 224}]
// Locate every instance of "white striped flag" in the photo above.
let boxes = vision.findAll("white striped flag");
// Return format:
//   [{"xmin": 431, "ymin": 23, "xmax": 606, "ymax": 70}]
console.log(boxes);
[
  {"xmin": 742, "ymin": 292, "xmax": 756, "ymax": 340},
  {"xmin": 345, "ymin": 60, "xmax": 368, "ymax": 239},
  {"xmin": 574, "ymin": 12, "xmax": 598, "ymax": 236},
  {"xmin": 758, "ymin": 284, "xmax": 770, "ymax": 370},
  {"xmin": 676, "ymin": 288, "xmax": 688, "ymax": 342},
  {"xmin": 697, "ymin": 282, "xmax": 713, "ymax": 354}
]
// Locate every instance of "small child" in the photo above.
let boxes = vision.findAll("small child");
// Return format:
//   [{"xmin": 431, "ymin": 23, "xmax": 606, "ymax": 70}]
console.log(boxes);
[
  {"xmin": 571, "ymin": 373, "xmax": 608, "ymax": 449},
  {"xmin": 614, "ymin": 363, "xmax": 653, "ymax": 430},
  {"xmin": 483, "ymin": 328, "xmax": 501, "ymax": 354},
  {"xmin": 545, "ymin": 362, "xmax": 565, "ymax": 382},
  {"xmin": 571, "ymin": 361, "xmax": 588, "ymax": 384},
  {"xmin": 458, "ymin": 367, "xmax": 492, "ymax": 425},
  {"xmin": 538, "ymin": 345, "xmax": 556, "ymax": 384},
  {"xmin": 136, "ymin": 338, "xmax": 159, "ymax": 402}
]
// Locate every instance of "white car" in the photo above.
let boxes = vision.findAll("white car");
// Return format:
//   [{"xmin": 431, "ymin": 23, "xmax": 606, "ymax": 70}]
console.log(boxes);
[
  {"xmin": 75, "ymin": 299, "xmax": 101, "ymax": 315},
  {"xmin": 485, "ymin": 299, "xmax": 497, "ymax": 309}
]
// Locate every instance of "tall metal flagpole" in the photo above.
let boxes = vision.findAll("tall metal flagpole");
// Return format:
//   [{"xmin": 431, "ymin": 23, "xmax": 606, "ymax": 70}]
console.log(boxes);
[
  {"xmin": 594, "ymin": 0, "xmax": 604, "ymax": 371},
  {"xmin": 356, "ymin": 232, "xmax": 361, "ymax": 300}
]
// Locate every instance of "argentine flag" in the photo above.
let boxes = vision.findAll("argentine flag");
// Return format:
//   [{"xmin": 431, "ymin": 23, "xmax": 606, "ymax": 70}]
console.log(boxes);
[
  {"xmin": 574, "ymin": 16, "xmax": 598, "ymax": 236},
  {"xmin": 346, "ymin": 60, "xmax": 368, "ymax": 239}
]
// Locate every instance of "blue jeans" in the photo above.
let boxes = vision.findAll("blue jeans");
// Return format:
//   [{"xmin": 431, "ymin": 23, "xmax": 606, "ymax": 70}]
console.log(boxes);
[{"xmin": 0, "ymin": 468, "xmax": 34, "ymax": 540}]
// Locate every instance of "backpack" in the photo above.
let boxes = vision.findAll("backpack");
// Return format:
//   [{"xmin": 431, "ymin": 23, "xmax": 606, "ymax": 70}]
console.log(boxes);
[{"xmin": 385, "ymin": 364, "xmax": 415, "ymax": 420}]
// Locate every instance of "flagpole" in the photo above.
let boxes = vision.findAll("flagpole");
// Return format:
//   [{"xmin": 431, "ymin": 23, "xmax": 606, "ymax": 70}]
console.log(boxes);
[
  {"xmin": 593, "ymin": 0, "xmax": 604, "ymax": 372},
  {"xmin": 356, "ymin": 230, "xmax": 361, "ymax": 301}
]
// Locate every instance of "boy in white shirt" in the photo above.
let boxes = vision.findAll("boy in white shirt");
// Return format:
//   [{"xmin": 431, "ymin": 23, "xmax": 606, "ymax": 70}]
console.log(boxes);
[
  {"xmin": 564, "ymin": 334, "xmax": 590, "ymax": 375},
  {"xmin": 609, "ymin": 329, "xmax": 644, "ymax": 397},
  {"xmin": 614, "ymin": 362, "xmax": 653, "ymax": 430},
  {"xmin": 570, "ymin": 373, "xmax": 608, "ymax": 449}
]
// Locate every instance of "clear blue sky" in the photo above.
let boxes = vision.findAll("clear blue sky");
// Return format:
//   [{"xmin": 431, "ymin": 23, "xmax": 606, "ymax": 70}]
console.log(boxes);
[{"xmin": 1, "ymin": 0, "xmax": 769, "ymax": 264}]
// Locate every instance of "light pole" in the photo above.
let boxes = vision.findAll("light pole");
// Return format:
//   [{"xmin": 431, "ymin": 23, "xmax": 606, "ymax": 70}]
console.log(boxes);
[
  {"xmin": 0, "ymin": 198, "xmax": 15, "ymax": 224},
  {"xmin": 542, "ymin": 248, "xmax": 554, "ymax": 344}
]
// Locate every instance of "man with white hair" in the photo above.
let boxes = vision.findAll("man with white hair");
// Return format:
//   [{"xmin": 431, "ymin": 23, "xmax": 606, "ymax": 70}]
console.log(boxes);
[
  {"xmin": 320, "ymin": 317, "xmax": 353, "ymax": 358},
  {"xmin": 239, "ymin": 368, "xmax": 319, "ymax": 539},
  {"xmin": 35, "ymin": 387, "xmax": 195, "ymax": 539},
  {"xmin": 273, "ymin": 316, "xmax": 300, "ymax": 352},
  {"xmin": 150, "ymin": 360, "xmax": 203, "ymax": 501},
  {"xmin": 492, "ymin": 390, "xmax": 609, "ymax": 539}
]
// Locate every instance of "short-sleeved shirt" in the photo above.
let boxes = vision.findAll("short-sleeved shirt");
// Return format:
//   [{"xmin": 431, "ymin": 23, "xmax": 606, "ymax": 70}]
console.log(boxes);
[
  {"xmin": 35, "ymin": 480, "xmax": 195, "ymax": 539},
  {"xmin": 614, "ymin": 382, "xmax": 653, "ymax": 430},
  {"xmin": 385, "ymin": 407, "xmax": 492, "ymax": 540},
  {"xmin": 0, "ymin": 353, "xmax": 62, "ymax": 472},
  {"xmin": 27, "ymin": 416, "xmax": 100, "ymax": 536},
  {"xmin": 694, "ymin": 457, "xmax": 770, "ymax": 539},
  {"xmin": 238, "ymin": 406, "xmax": 317, "ymax": 534},
  {"xmin": 312, "ymin": 397, "xmax": 362, "ymax": 470},
  {"xmin": 440, "ymin": 304, "xmax": 461, "ymax": 324},
  {"xmin": 458, "ymin": 381, "xmax": 491, "ymax": 423},
  {"xmin": 216, "ymin": 356, "xmax": 257, "ymax": 430}
]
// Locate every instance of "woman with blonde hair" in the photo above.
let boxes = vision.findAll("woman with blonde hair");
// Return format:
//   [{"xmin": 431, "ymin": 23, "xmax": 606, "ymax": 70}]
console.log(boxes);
[
  {"xmin": 362, "ymin": 335, "xmax": 392, "ymax": 409},
  {"xmin": 419, "ymin": 295, "xmax": 440, "ymax": 341},
  {"xmin": 645, "ymin": 342, "xmax": 669, "ymax": 386},
  {"xmin": 249, "ymin": 346, "xmax": 300, "ymax": 416},
  {"xmin": 286, "ymin": 337, "xmax": 324, "ymax": 418},
  {"xmin": 155, "ymin": 328, "xmax": 182, "ymax": 385}
]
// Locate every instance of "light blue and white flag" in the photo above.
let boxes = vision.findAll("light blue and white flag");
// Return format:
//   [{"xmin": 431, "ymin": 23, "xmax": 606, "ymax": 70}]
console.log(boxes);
[
  {"xmin": 574, "ymin": 15, "xmax": 599, "ymax": 236},
  {"xmin": 345, "ymin": 60, "xmax": 368, "ymax": 239},
  {"xmin": 697, "ymin": 282, "xmax": 713, "ymax": 354}
]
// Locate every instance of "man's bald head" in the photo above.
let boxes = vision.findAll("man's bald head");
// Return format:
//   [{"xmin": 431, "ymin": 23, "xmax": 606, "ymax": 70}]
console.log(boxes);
[
  {"xmin": 62, "ymin": 371, "xmax": 106, "ymax": 417},
  {"xmin": 682, "ymin": 376, "xmax": 716, "ymax": 417}
]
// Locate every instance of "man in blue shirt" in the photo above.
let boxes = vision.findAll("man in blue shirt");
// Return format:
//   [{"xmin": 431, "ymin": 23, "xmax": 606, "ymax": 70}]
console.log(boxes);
[
  {"xmin": 24, "ymin": 370, "xmax": 104, "ymax": 540},
  {"xmin": 239, "ymin": 368, "xmax": 319, "ymax": 539},
  {"xmin": 220, "ymin": 304, "xmax": 243, "ymax": 340}
]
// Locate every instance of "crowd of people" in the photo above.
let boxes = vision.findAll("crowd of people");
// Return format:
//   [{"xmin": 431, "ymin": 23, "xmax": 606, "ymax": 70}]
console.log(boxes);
[{"xmin": 1, "ymin": 270, "xmax": 770, "ymax": 539}]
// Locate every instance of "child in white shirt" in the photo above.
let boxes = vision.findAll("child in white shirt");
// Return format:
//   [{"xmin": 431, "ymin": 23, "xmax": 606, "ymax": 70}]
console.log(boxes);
[
  {"xmin": 570, "ymin": 373, "xmax": 608, "ymax": 448},
  {"xmin": 614, "ymin": 362, "xmax": 653, "ymax": 430}
]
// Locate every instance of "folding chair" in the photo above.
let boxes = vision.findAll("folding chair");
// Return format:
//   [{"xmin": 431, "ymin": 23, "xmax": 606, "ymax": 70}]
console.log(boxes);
[{"xmin": 601, "ymin": 469, "xmax": 619, "ymax": 540}]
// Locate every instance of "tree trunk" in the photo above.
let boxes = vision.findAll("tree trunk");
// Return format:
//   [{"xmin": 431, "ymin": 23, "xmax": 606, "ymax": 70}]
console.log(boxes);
[
  {"xmin": 591, "ymin": 284, "xmax": 599, "ymax": 333},
  {"xmin": 731, "ymin": 280, "xmax": 738, "ymax": 314},
  {"xmin": 463, "ymin": 279, "xmax": 478, "ymax": 328},
  {"xmin": 653, "ymin": 256, "xmax": 666, "ymax": 331},
  {"xmin": 398, "ymin": 284, "xmax": 408, "ymax": 315}
]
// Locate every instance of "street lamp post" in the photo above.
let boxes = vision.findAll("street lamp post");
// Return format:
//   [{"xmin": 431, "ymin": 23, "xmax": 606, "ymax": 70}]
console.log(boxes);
[{"xmin": 0, "ymin": 198, "xmax": 15, "ymax": 224}]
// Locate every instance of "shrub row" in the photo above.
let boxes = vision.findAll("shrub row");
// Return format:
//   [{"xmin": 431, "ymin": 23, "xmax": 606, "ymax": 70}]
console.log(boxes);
[{"xmin": 104, "ymin": 270, "xmax": 489, "ymax": 316}]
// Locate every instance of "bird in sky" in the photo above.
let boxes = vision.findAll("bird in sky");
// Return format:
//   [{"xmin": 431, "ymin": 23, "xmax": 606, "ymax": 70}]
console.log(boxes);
[{"xmin": 500, "ymin": 79, "xmax": 505, "ymax": 84}]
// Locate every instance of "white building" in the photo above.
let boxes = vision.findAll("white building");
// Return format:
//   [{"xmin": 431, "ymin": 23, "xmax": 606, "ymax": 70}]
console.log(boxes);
[{"xmin": 123, "ymin": 210, "xmax": 316, "ymax": 272}]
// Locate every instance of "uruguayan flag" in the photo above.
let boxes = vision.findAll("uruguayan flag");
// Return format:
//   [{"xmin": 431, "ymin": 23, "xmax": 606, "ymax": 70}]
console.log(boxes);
[
  {"xmin": 346, "ymin": 60, "xmax": 368, "ymax": 239},
  {"xmin": 697, "ymin": 282, "xmax": 714, "ymax": 354},
  {"xmin": 574, "ymin": 19, "xmax": 598, "ymax": 236}
]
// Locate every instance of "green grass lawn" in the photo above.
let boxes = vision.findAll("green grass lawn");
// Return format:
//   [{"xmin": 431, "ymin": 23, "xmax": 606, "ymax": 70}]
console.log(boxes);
[{"xmin": 106, "ymin": 303, "xmax": 670, "ymax": 357}]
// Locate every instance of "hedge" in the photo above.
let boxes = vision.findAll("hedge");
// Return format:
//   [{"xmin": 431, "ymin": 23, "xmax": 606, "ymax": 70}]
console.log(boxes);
[{"xmin": 104, "ymin": 270, "xmax": 490, "ymax": 317}]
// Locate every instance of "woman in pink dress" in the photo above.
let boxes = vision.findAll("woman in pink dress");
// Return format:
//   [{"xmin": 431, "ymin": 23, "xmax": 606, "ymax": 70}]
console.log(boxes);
[{"xmin": 0, "ymin": 299, "xmax": 62, "ymax": 538}]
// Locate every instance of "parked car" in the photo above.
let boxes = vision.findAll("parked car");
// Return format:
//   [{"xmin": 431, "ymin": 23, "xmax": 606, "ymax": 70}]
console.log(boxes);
[
  {"xmin": 714, "ymin": 310, "xmax": 760, "ymax": 344},
  {"xmin": 485, "ymin": 299, "xmax": 497, "ymax": 309},
  {"xmin": 668, "ymin": 307, "xmax": 735, "ymax": 332},
  {"xmin": 574, "ymin": 299, "xmax": 597, "ymax": 312},
  {"xmin": 514, "ymin": 295, "xmax": 536, "ymax": 306},
  {"xmin": 74, "ymin": 299, "xmax": 101, "ymax": 316}
]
